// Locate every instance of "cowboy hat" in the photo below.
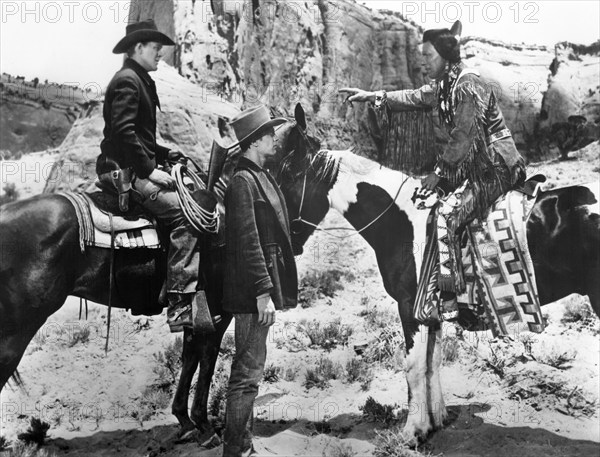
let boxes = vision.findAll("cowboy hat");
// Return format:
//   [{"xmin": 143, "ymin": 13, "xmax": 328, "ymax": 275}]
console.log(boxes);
[
  {"xmin": 113, "ymin": 19, "xmax": 175, "ymax": 54},
  {"xmin": 228, "ymin": 105, "xmax": 286, "ymax": 149}
]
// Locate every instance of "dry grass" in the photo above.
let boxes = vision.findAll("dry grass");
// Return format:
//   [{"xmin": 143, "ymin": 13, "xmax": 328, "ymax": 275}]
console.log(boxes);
[
  {"xmin": 344, "ymin": 357, "xmax": 372, "ymax": 390},
  {"xmin": 304, "ymin": 357, "xmax": 344, "ymax": 390},
  {"xmin": 374, "ymin": 428, "xmax": 436, "ymax": 457},
  {"xmin": 298, "ymin": 318, "xmax": 353, "ymax": 351}
]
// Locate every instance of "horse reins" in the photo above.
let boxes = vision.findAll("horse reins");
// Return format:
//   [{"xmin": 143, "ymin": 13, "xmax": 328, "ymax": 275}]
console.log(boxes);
[{"xmin": 291, "ymin": 153, "xmax": 410, "ymax": 239}]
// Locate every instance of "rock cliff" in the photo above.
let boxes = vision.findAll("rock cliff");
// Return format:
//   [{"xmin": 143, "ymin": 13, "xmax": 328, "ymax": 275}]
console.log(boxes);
[{"xmin": 43, "ymin": 0, "xmax": 600, "ymax": 192}]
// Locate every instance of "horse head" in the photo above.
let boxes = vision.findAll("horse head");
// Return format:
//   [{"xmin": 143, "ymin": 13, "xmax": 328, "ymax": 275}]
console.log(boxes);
[{"xmin": 271, "ymin": 104, "xmax": 337, "ymax": 255}]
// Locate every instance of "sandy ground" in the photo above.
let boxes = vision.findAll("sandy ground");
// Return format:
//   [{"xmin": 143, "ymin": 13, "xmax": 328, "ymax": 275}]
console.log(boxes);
[{"xmin": 1, "ymin": 143, "xmax": 599, "ymax": 456}]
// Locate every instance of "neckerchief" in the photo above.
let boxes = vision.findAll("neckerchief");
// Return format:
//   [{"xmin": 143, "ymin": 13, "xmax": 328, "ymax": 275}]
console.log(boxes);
[{"xmin": 437, "ymin": 62, "xmax": 462, "ymax": 129}]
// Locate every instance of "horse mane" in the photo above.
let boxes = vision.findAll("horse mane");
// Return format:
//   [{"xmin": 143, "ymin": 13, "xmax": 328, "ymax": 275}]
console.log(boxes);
[{"xmin": 325, "ymin": 149, "xmax": 381, "ymax": 178}]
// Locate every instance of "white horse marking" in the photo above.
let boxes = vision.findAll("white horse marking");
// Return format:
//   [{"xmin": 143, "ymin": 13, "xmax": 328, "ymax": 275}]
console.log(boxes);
[{"xmin": 325, "ymin": 150, "xmax": 429, "ymax": 276}]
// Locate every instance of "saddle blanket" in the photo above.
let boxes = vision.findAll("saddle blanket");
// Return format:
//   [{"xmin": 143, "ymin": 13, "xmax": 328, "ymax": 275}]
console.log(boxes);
[
  {"xmin": 415, "ymin": 190, "xmax": 545, "ymax": 337},
  {"xmin": 58, "ymin": 191, "xmax": 160, "ymax": 251}
]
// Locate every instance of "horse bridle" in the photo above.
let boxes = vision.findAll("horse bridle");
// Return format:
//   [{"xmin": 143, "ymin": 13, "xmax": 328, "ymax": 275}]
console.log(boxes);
[{"xmin": 290, "ymin": 152, "xmax": 410, "ymax": 239}]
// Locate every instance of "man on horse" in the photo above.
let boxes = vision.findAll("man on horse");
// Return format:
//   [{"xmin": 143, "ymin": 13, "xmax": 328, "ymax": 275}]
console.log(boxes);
[
  {"xmin": 222, "ymin": 105, "xmax": 298, "ymax": 457},
  {"xmin": 96, "ymin": 19, "xmax": 198, "ymax": 332},
  {"xmin": 340, "ymin": 20, "xmax": 526, "ymax": 316}
]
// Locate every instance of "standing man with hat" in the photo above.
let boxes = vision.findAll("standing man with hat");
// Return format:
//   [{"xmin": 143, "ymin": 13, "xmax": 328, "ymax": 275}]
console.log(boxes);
[
  {"xmin": 222, "ymin": 104, "xmax": 298, "ymax": 457},
  {"xmin": 96, "ymin": 19, "xmax": 200, "ymax": 332}
]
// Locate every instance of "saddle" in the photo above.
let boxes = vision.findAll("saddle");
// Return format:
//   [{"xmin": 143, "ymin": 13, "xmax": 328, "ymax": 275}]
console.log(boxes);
[{"xmin": 58, "ymin": 190, "xmax": 160, "ymax": 252}]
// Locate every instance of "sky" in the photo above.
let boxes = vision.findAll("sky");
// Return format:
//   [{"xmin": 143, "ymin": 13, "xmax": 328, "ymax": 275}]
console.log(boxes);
[{"xmin": 0, "ymin": 1, "xmax": 599, "ymax": 85}]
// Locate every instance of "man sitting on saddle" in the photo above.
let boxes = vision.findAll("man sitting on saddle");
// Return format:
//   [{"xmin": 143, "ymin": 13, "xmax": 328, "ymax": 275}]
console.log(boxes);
[
  {"xmin": 96, "ymin": 19, "xmax": 198, "ymax": 333},
  {"xmin": 340, "ymin": 20, "xmax": 526, "ymax": 314}
]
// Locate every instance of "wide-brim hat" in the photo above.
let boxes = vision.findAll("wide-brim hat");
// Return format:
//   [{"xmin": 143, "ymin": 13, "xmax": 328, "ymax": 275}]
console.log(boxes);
[
  {"xmin": 228, "ymin": 105, "xmax": 286, "ymax": 148},
  {"xmin": 113, "ymin": 19, "xmax": 175, "ymax": 54}
]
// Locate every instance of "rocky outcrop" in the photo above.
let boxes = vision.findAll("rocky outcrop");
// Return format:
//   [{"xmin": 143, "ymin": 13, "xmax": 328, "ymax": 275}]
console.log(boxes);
[
  {"xmin": 537, "ymin": 42, "xmax": 600, "ymax": 158},
  {"xmin": 461, "ymin": 38, "xmax": 554, "ymax": 149},
  {"xmin": 41, "ymin": 0, "xmax": 600, "ymax": 193},
  {"xmin": 0, "ymin": 77, "xmax": 83, "ymax": 155}
]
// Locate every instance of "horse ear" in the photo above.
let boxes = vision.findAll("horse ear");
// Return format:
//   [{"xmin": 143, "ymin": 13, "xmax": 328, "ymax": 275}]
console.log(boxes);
[{"xmin": 295, "ymin": 103, "xmax": 307, "ymax": 131}]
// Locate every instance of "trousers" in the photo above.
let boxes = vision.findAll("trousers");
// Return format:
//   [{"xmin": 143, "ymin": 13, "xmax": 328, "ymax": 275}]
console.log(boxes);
[
  {"xmin": 223, "ymin": 313, "xmax": 270, "ymax": 457},
  {"xmin": 134, "ymin": 177, "xmax": 199, "ymax": 294}
]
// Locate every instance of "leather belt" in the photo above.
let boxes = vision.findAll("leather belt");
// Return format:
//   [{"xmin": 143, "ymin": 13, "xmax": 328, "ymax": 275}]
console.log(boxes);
[{"xmin": 486, "ymin": 128, "xmax": 511, "ymax": 145}]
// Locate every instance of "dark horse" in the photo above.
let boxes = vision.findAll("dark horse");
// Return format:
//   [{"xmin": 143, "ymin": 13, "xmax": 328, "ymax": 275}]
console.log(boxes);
[
  {"xmin": 274, "ymin": 104, "xmax": 600, "ymax": 439},
  {"xmin": 0, "ymin": 120, "xmax": 308, "ymax": 440}
]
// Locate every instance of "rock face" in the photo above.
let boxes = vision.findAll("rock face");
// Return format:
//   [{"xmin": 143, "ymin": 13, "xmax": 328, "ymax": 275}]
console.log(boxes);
[
  {"xmin": 461, "ymin": 38, "xmax": 554, "ymax": 149},
  {"xmin": 43, "ymin": 0, "xmax": 600, "ymax": 193},
  {"xmin": 537, "ymin": 42, "xmax": 600, "ymax": 157},
  {"xmin": 0, "ymin": 76, "xmax": 82, "ymax": 156},
  {"xmin": 43, "ymin": 63, "xmax": 239, "ymax": 193}
]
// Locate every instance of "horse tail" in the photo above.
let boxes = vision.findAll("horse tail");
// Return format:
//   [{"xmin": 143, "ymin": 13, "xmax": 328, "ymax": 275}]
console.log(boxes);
[{"xmin": 9, "ymin": 369, "xmax": 23, "ymax": 388}]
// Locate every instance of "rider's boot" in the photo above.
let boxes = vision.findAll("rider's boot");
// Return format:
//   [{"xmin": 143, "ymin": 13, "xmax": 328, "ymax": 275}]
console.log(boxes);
[
  {"xmin": 167, "ymin": 293, "xmax": 194, "ymax": 333},
  {"xmin": 440, "ymin": 291, "xmax": 459, "ymax": 322}
]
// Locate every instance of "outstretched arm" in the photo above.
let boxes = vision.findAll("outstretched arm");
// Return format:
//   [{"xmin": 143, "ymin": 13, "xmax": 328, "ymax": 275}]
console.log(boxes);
[{"xmin": 339, "ymin": 85, "xmax": 436, "ymax": 111}]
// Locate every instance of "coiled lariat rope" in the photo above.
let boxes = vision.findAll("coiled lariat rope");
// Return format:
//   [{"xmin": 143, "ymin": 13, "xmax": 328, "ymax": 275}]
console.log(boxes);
[{"xmin": 171, "ymin": 163, "xmax": 220, "ymax": 234}]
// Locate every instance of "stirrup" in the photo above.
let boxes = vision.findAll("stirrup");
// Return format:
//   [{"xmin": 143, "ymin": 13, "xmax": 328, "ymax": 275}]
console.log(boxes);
[{"xmin": 168, "ymin": 303, "xmax": 193, "ymax": 333}]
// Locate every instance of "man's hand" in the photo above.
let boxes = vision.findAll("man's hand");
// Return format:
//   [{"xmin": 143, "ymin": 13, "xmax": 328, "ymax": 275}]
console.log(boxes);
[
  {"xmin": 339, "ymin": 88, "xmax": 376, "ymax": 104},
  {"xmin": 167, "ymin": 150, "xmax": 186, "ymax": 163},
  {"xmin": 421, "ymin": 172, "xmax": 441, "ymax": 191},
  {"xmin": 257, "ymin": 294, "xmax": 276, "ymax": 327},
  {"xmin": 148, "ymin": 168, "xmax": 175, "ymax": 189}
]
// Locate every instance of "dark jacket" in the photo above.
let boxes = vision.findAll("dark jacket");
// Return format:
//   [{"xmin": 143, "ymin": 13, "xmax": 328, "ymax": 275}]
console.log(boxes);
[
  {"xmin": 97, "ymin": 58, "xmax": 170, "ymax": 179},
  {"xmin": 223, "ymin": 157, "xmax": 298, "ymax": 314}
]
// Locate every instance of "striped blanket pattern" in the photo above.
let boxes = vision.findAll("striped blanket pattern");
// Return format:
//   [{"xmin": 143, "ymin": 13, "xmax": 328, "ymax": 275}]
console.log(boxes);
[
  {"xmin": 415, "ymin": 191, "xmax": 544, "ymax": 337},
  {"xmin": 57, "ymin": 192, "xmax": 160, "ymax": 251}
]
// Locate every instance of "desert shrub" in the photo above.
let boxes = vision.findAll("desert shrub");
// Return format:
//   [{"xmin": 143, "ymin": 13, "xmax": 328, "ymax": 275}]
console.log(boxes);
[
  {"xmin": 303, "ymin": 357, "xmax": 344, "ymax": 390},
  {"xmin": 133, "ymin": 385, "xmax": 171, "ymax": 423},
  {"xmin": 535, "ymin": 343, "xmax": 577, "ymax": 369},
  {"xmin": 17, "ymin": 417, "xmax": 50, "ymax": 446},
  {"xmin": 298, "ymin": 318, "xmax": 353, "ymax": 351},
  {"xmin": 359, "ymin": 396, "xmax": 398, "ymax": 425},
  {"xmin": 263, "ymin": 364, "xmax": 282, "ymax": 383},
  {"xmin": 362, "ymin": 326, "xmax": 404, "ymax": 370},
  {"xmin": 9, "ymin": 442, "xmax": 57, "ymax": 457},
  {"xmin": 519, "ymin": 333, "xmax": 536, "ymax": 358},
  {"xmin": 345, "ymin": 357, "xmax": 372, "ymax": 390},
  {"xmin": 323, "ymin": 442, "xmax": 358, "ymax": 457},
  {"xmin": 298, "ymin": 269, "xmax": 347, "ymax": 308},
  {"xmin": 562, "ymin": 298, "xmax": 598, "ymax": 334},
  {"xmin": 152, "ymin": 336, "xmax": 183, "ymax": 389},
  {"xmin": 283, "ymin": 367, "xmax": 299, "ymax": 381},
  {"xmin": 209, "ymin": 361, "xmax": 230, "ymax": 422},
  {"xmin": 374, "ymin": 428, "xmax": 432, "ymax": 457},
  {"xmin": 0, "ymin": 183, "xmax": 19, "ymax": 205},
  {"xmin": 442, "ymin": 334, "xmax": 460, "ymax": 363},
  {"xmin": 67, "ymin": 326, "xmax": 90, "ymax": 347},
  {"xmin": 220, "ymin": 332, "xmax": 236, "ymax": 356},
  {"xmin": 359, "ymin": 305, "xmax": 400, "ymax": 330},
  {"xmin": 562, "ymin": 299, "xmax": 594, "ymax": 323}
]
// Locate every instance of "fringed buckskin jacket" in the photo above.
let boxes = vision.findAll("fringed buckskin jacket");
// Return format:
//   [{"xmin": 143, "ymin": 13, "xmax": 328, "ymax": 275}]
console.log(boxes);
[{"xmin": 385, "ymin": 62, "xmax": 525, "ymax": 215}]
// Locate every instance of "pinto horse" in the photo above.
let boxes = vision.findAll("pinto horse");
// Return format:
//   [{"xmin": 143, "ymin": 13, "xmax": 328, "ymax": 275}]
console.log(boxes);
[
  {"xmin": 0, "ymin": 119, "xmax": 309, "ymax": 440},
  {"xmin": 274, "ymin": 105, "xmax": 600, "ymax": 439}
]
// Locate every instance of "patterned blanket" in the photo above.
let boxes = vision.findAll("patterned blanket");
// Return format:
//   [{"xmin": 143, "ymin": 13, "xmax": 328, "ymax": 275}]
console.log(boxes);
[
  {"xmin": 414, "ymin": 191, "xmax": 545, "ymax": 337},
  {"xmin": 58, "ymin": 191, "xmax": 160, "ymax": 252}
]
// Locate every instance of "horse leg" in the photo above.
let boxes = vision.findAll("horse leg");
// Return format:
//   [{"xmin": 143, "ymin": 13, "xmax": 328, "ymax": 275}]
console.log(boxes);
[
  {"xmin": 172, "ymin": 328, "xmax": 200, "ymax": 435},
  {"xmin": 403, "ymin": 324, "xmax": 434, "ymax": 439},
  {"xmin": 190, "ymin": 315, "xmax": 232, "ymax": 432},
  {"xmin": 426, "ymin": 323, "xmax": 447, "ymax": 429},
  {"xmin": 0, "ymin": 324, "xmax": 40, "ymax": 390}
]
